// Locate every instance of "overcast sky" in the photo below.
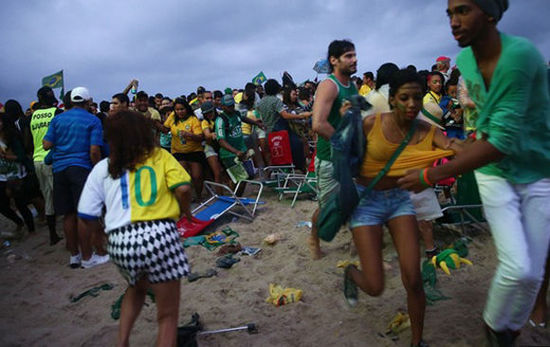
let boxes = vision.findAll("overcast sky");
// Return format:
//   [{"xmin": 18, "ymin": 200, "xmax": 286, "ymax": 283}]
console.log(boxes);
[{"xmin": 1, "ymin": 0, "xmax": 549, "ymax": 109}]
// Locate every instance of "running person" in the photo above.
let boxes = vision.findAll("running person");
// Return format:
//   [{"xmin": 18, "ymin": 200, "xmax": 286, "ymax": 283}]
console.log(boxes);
[
  {"xmin": 400, "ymin": 1, "xmax": 550, "ymax": 344},
  {"xmin": 310, "ymin": 39, "xmax": 358, "ymax": 259},
  {"xmin": 163, "ymin": 98, "xmax": 205, "ymax": 199},
  {"xmin": 78, "ymin": 110, "xmax": 192, "ymax": 347},
  {"xmin": 347, "ymin": 69, "xmax": 459, "ymax": 347}
]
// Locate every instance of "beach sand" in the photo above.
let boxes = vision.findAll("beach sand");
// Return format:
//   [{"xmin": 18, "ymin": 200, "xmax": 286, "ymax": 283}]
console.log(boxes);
[{"xmin": 1, "ymin": 190, "xmax": 549, "ymax": 346}]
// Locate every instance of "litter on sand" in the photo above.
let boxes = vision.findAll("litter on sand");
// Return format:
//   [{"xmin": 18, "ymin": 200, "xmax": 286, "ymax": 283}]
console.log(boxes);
[
  {"xmin": 295, "ymin": 221, "xmax": 312, "ymax": 228},
  {"xmin": 386, "ymin": 311, "xmax": 410, "ymax": 335},
  {"xmin": 266, "ymin": 283, "xmax": 303, "ymax": 306},
  {"xmin": 336, "ymin": 260, "xmax": 360, "ymax": 268},
  {"xmin": 70, "ymin": 283, "xmax": 114, "ymax": 303},
  {"xmin": 240, "ymin": 246, "xmax": 262, "ymax": 256}
]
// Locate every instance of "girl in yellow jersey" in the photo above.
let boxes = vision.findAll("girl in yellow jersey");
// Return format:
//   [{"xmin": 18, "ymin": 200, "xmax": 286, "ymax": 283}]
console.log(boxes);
[
  {"xmin": 163, "ymin": 98, "xmax": 205, "ymax": 199},
  {"xmin": 423, "ymin": 71, "xmax": 444, "ymax": 105},
  {"xmin": 78, "ymin": 111, "xmax": 192, "ymax": 346},
  {"xmin": 344, "ymin": 69, "xmax": 461, "ymax": 347}
]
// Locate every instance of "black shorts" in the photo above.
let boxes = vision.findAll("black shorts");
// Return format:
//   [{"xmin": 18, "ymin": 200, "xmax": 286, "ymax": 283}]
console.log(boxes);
[
  {"xmin": 173, "ymin": 151, "xmax": 205, "ymax": 164},
  {"xmin": 53, "ymin": 166, "xmax": 90, "ymax": 215}
]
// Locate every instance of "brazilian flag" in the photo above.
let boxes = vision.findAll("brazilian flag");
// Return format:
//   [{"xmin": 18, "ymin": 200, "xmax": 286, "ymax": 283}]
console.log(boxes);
[
  {"xmin": 251, "ymin": 71, "xmax": 266, "ymax": 85},
  {"xmin": 42, "ymin": 70, "xmax": 64, "ymax": 89}
]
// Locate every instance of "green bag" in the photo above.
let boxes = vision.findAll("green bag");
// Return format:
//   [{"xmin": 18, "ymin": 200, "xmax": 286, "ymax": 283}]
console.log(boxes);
[{"xmin": 317, "ymin": 119, "xmax": 418, "ymax": 242}]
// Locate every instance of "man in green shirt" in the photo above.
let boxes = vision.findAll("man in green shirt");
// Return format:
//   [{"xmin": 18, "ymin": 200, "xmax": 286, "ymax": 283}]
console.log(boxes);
[
  {"xmin": 399, "ymin": 1, "xmax": 550, "ymax": 344},
  {"xmin": 215, "ymin": 94, "xmax": 264, "ymax": 191},
  {"xmin": 309, "ymin": 40, "xmax": 358, "ymax": 260}
]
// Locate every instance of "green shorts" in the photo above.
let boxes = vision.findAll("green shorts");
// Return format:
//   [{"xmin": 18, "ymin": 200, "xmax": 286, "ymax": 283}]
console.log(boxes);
[{"xmin": 314, "ymin": 157, "xmax": 339, "ymax": 208}]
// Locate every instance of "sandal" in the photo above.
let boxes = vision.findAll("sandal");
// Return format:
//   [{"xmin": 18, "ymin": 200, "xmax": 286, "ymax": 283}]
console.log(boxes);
[
  {"xmin": 529, "ymin": 318, "xmax": 547, "ymax": 328},
  {"xmin": 411, "ymin": 340, "xmax": 429, "ymax": 347},
  {"xmin": 344, "ymin": 264, "xmax": 358, "ymax": 307}
]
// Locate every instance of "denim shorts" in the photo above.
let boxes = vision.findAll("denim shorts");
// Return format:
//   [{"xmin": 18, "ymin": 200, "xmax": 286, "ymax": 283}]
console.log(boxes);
[{"xmin": 350, "ymin": 185, "xmax": 416, "ymax": 228}]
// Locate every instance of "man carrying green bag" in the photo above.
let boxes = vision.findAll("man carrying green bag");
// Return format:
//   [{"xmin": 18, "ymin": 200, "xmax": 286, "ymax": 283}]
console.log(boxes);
[{"xmin": 309, "ymin": 39, "xmax": 358, "ymax": 259}]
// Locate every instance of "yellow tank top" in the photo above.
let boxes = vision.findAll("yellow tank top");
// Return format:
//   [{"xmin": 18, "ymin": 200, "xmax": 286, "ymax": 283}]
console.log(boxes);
[{"xmin": 360, "ymin": 114, "xmax": 454, "ymax": 177}]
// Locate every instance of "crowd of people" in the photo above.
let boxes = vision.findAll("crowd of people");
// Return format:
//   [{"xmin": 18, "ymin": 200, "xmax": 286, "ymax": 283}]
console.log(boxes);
[{"xmin": 1, "ymin": 0, "xmax": 550, "ymax": 345}]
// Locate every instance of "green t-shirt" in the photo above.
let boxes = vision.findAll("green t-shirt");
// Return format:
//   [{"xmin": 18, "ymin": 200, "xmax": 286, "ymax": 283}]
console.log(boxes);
[
  {"xmin": 215, "ymin": 111, "xmax": 246, "ymax": 161},
  {"xmin": 316, "ymin": 74, "xmax": 358, "ymax": 161},
  {"xmin": 30, "ymin": 107, "xmax": 57, "ymax": 161},
  {"xmin": 457, "ymin": 33, "xmax": 550, "ymax": 184}
]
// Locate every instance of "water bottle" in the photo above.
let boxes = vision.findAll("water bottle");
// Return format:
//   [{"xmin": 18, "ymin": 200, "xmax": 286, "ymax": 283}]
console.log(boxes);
[{"xmin": 178, "ymin": 130, "xmax": 186, "ymax": 144}]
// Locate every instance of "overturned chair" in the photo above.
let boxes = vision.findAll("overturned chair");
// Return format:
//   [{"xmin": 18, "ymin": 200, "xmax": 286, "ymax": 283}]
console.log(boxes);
[{"xmin": 177, "ymin": 180, "xmax": 264, "ymax": 238}]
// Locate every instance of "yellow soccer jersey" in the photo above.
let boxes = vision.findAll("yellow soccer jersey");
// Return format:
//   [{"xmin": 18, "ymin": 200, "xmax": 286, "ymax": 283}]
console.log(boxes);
[
  {"xmin": 164, "ymin": 113, "xmax": 203, "ymax": 154},
  {"xmin": 78, "ymin": 148, "xmax": 191, "ymax": 232}
]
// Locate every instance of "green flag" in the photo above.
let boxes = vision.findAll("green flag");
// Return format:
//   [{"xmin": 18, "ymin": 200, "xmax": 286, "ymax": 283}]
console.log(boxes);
[
  {"xmin": 42, "ymin": 70, "xmax": 64, "ymax": 89},
  {"xmin": 252, "ymin": 71, "xmax": 266, "ymax": 85}
]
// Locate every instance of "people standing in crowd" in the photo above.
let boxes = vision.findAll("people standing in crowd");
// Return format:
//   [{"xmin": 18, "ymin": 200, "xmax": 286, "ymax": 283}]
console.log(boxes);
[
  {"xmin": 159, "ymin": 97, "xmax": 173, "ymax": 153},
  {"xmin": 238, "ymin": 83, "xmax": 266, "ymax": 171},
  {"xmin": 4, "ymin": 99, "xmax": 47, "ymax": 222},
  {"xmin": 359, "ymin": 71, "xmax": 375, "ymax": 96},
  {"xmin": 78, "ymin": 110, "xmax": 192, "ymax": 347},
  {"xmin": 43, "ymin": 87, "xmax": 108, "ymax": 268},
  {"xmin": 215, "ymin": 94, "xmax": 264, "ymax": 194},
  {"xmin": 163, "ymin": 98, "xmax": 205, "ymax": 200},
  {"xmin": 110, "ymin": 93, "xmax": 130, "ymax": 116},
  {"xmin": 200, "ymin": 101, "xmax": 225, "ymax": 191},
  {"xmin": 28, "ymin": 86, "xmax": 63, "ymax": 246},
  {"xmin": 436, "ymin": 56, "xmax": 452, "ymax": 82},
  {"xmin": 256, "ymin": 79, "xmax": 311, "ymax": 169},
  {"xmin": 365, "ymin": 63, "xmax": 399, "ymax": 115},
  {"xmin": 0, "ymin": 113, "xmax": 36, "ymax": 237},
  {"xmin": 400, "ymin": 1, "xmax": 550, "ymax": 344},
  {"xmin": 154, "ymin": 93, "xmax": 164, "ymax": 110},
  {"xmin": 423, "ymin": 71, "xmax": 445, "ymax": 105},
  {"xmin": 194, "ymin": 90, "xmax": 213, "ymax": 120},
  {"xmin": 281, "ymin": 87, "xmax": 311, "ymax": 171},
  {"xmin": 133, "ymin": 91, "xmax": 164, "ymax": 144}
]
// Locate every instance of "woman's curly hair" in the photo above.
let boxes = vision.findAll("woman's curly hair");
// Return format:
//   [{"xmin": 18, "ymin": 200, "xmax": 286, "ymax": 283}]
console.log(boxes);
[{"xmin": 104, "ymin": 110, "xmax": 156, "ymax": 178}]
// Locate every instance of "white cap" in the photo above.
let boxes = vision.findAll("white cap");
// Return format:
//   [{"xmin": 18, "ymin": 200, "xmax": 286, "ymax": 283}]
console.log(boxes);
[
  {"xmin": 417, "ymin": 102, "xmax": 445, "ymax": 130},
  {"xmin": 71, "ymin": 87, "xmax": 91, "ymax": 103}
]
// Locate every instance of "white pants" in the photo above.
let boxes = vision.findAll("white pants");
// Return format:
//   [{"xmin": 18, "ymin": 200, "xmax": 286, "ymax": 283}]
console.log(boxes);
[{"xmin": 475, "ymin": 171, "xmax": 550, "ymax": 331}]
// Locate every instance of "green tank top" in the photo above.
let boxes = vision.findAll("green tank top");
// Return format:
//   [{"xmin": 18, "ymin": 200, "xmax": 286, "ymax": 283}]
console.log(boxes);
[
  {"xmin": 30, "ymin": 107, "xmax": 57, "ymax": 161},
  {"xmin": 316, "ymin": 74, "xmax": 358, "ymax": 161}
]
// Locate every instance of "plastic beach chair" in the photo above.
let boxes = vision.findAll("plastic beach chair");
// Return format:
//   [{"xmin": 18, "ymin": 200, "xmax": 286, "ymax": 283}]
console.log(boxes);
[
  {"xmin": 177, "ymin": 180, "xmax": 264, "ymax": 238},
  {"xmin": 435, "ymin": 171, "xmax": 486, "ymax": 235},
  {"xmin": 274, "ymin": 171, "xmax": 318, "ymax": 208},
  {"xmin": 262, "ymin": 130, "xmax": 296, "ymax": 188}
]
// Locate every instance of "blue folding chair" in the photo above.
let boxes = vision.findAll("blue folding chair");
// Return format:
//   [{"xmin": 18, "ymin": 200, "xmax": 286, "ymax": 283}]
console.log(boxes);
[{"xmin": 177, "ymin": 180, "xmax": 264, "ymax": 238}]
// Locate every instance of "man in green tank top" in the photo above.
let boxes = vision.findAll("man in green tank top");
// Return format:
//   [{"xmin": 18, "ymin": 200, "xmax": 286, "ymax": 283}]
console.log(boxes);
[
  {"xmin": 309, "ymin": 40, "xmax": 358, "ymax": 259},
  {"xmin": 28, "ymin": 86, "xmax": 63, "ymax": 246}
]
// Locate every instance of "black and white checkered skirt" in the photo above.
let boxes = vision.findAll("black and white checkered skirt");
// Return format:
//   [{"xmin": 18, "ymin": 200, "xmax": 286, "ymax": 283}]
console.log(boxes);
[{"xmin": 107, "ymin": 219, "xmax": 190, "ymax": 286}]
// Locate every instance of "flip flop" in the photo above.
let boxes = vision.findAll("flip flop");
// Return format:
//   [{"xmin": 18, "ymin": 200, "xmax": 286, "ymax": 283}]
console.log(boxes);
[
  {"xmin": 529, "ymin": 319, "xmax": 547, "ymax": 328},
  {"xmin": 344, "ymin": 264, "xmax": 358, "ymax": 307}
]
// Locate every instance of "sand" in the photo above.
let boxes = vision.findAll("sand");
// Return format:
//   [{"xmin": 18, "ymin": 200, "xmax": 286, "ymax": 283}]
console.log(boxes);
[{"xmin": 1, "ymin": 189, "xmax": 549, "ymax": 346}]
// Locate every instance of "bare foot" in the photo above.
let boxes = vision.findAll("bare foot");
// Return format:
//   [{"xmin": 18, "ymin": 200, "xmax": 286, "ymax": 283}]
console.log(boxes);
[
  {"xmin": 530, "ymin": 306, "xmax": 547, "ymax": 327},
  {"xmin": 308, "ymin": 236, "xmax": 323, "ymax": 260}
]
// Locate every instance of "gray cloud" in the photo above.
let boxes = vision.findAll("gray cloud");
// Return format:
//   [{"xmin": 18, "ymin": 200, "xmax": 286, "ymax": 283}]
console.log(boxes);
[{"xmin": 1, "ymin": 0, "xmax": 549, "ymax": 108}]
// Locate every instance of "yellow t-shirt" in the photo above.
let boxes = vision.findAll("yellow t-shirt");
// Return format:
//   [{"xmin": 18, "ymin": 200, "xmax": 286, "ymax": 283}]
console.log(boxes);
[
  {"xmin": 77, "ymin": 148, "xmax": 191, "ymax": 232},
  {"xmin": 359, "ymin": 84, "xmax": 372, "ymax": 96},
  {"xmin": 423, "ymin": 92, "xmax": 441, "ymax": 105},
  {"xmin": 201, "ymin": 119, "xmax": 214, "ymax": 132},
  {"xmin": 164, "ymin": 113, "xmax": 203, "ymax": 154},
  {"xmin": 241, "ymin": 110, "xmax": 258, "ymax": 135}
]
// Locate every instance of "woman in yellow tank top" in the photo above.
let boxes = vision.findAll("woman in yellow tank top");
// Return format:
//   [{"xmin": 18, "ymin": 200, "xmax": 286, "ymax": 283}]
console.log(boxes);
[{"xmin": 344, "ymin": 69, "xmax": 461, "ymax": 347}]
